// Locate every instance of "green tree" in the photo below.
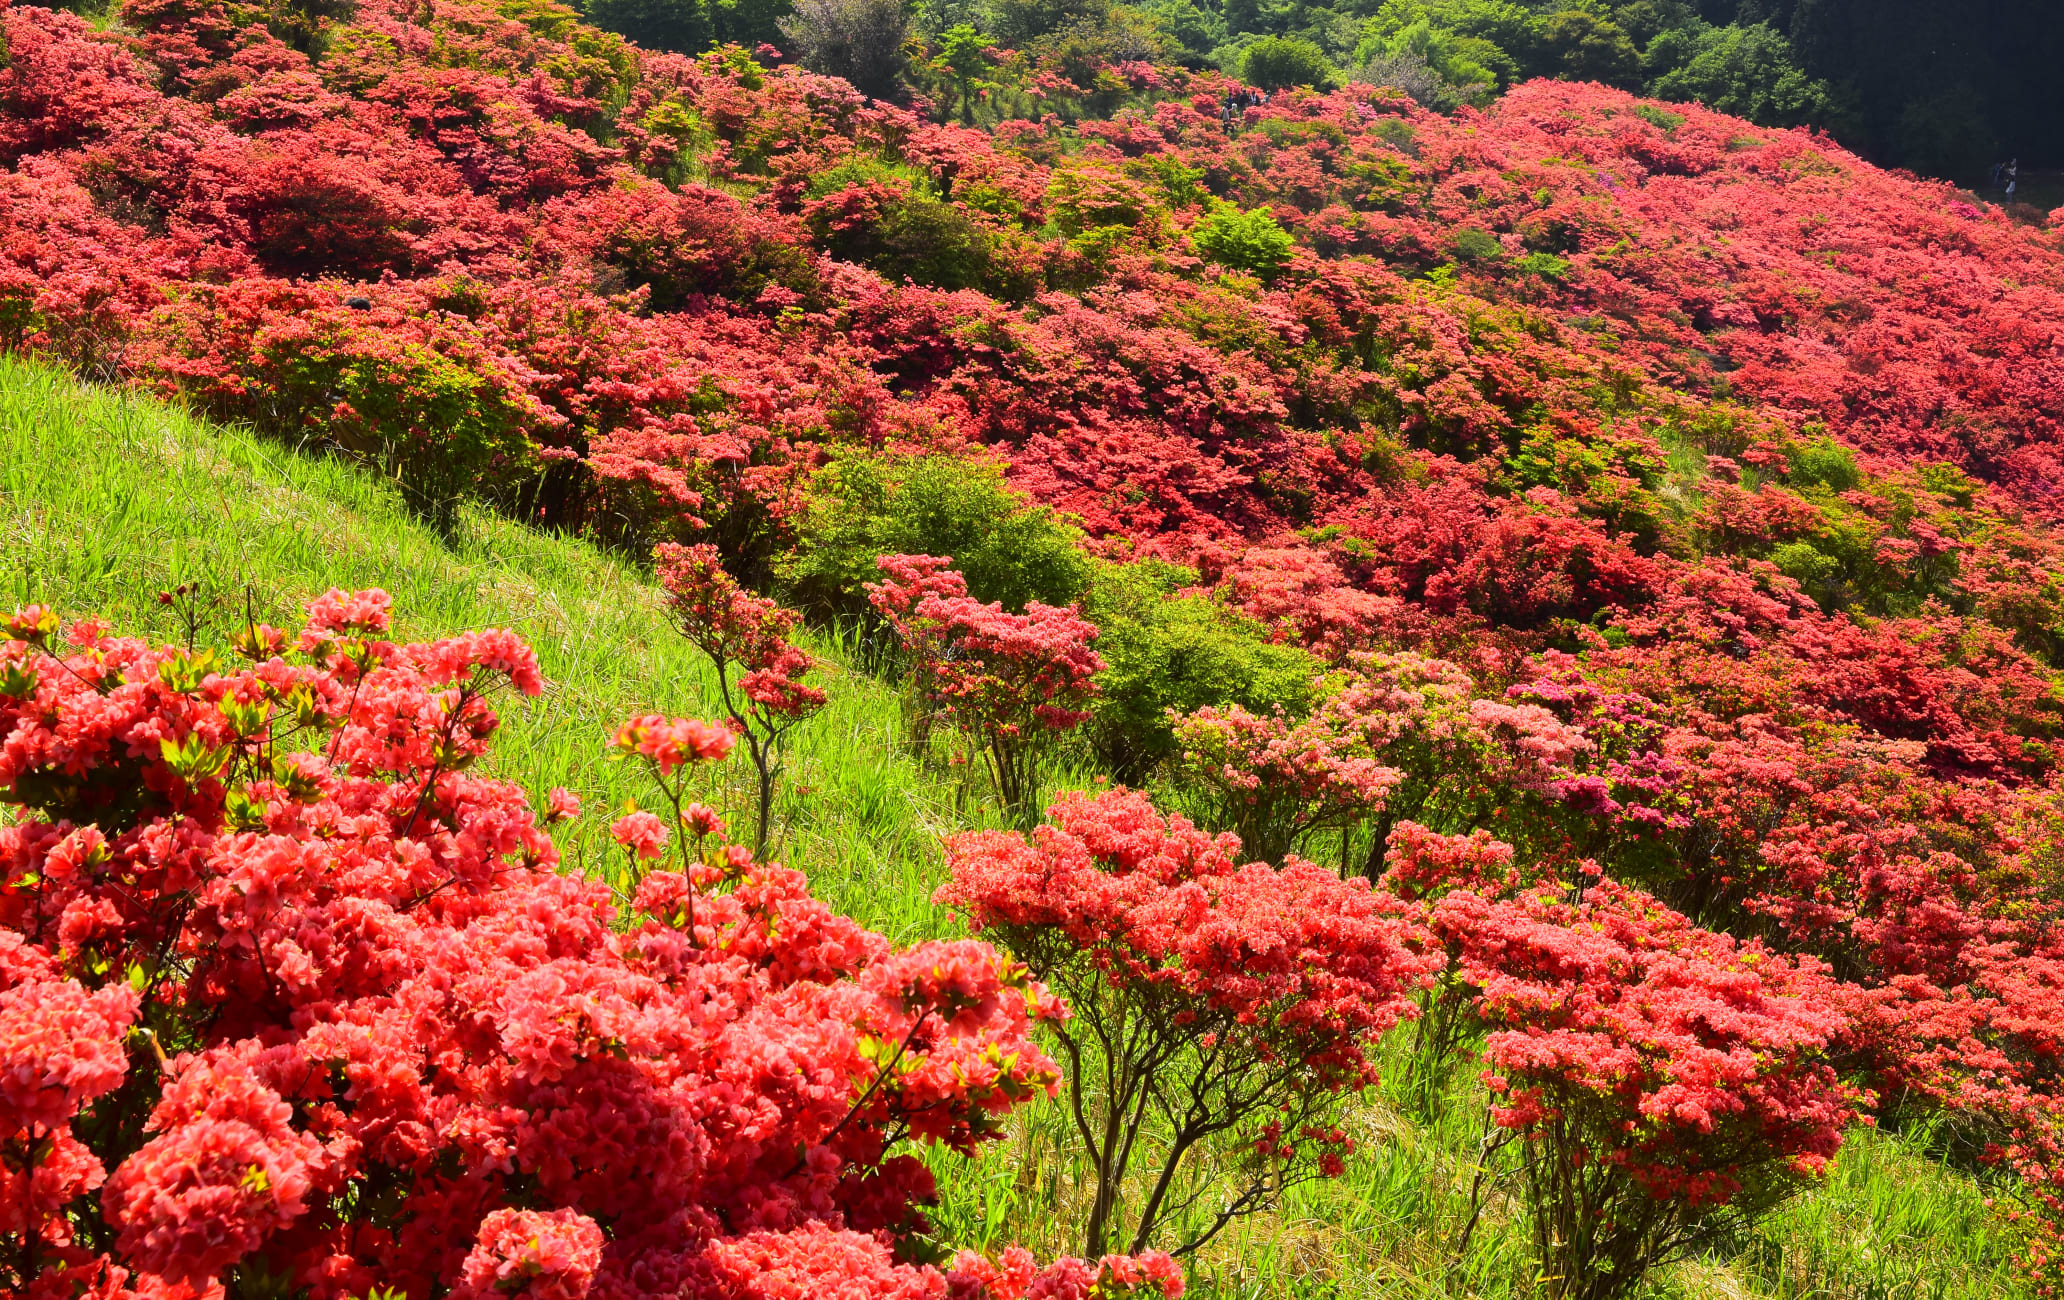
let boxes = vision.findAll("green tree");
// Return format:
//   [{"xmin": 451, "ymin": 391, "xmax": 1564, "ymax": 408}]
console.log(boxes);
[
  {"xmin": 1541, "ymin": 9, "xmax": 1640, "ymax": 86},
  {"xmin": 1240, "ymin": 33, "xmax": 1336, "ymax": 90},
  {"xmin": 1353, "ymin": 17, "xmax": 1498, "ymax": 103},
  {"xmin": 1357, "ymin": 1, "xmax": 1527, "ymax": 86},
  {"xmin": 932, "ymin": 22, "xmax": 996, "ymax": 122},
  {"xmin": 1646, "ymin": 22, "xmax": 1837, "ymax": 128},
  {"xmin": 778, "ymin": 0, "xmax": 911, "ymax": 97},
  {"xmin": 1141, "ymin": 0, "xmax": 1224, "ymax": 61}
]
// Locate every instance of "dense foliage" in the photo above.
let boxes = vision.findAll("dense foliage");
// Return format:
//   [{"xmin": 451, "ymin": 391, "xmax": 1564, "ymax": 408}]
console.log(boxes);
[{"xmin": 5, "ymin": 0, "xmax": 2064, "ymax": 1292}]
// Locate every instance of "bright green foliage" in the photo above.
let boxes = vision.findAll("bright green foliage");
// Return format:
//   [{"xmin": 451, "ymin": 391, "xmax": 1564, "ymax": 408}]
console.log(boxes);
[
  {"xmin": 1646, "ymin": 22, "xmax": 1838, "ymax": 129},
  {"xmin": 1353, "ymin": 15, "xmax": 1505, "ymax": 100},
  {"xmin": 1239, "ymin": 34, "xmax": 1336, "ymax": 91},
  {"xmin": 1515, "ymin": 250, "xmax": 1571, "ymax": 280},
  {"xmin": 1140, "ymin": 0, "xmax": 1224, "ymax": 62},
  {"xmin": 933, "ymin": 23, "xmax": 997, "ymax": 123},
  {"xmin": 1047, "ymin": 161, "xmax": 1168, "ymax": 240},
  {"xmin": 1789, "ymin": 435, "xmax": 1862, "ymax": 492},
  {"xmin": 1077, "ymin": 558, "xmax": 1320, "ymax": 783},
  {"xmin": 1189, "ymin": 201, "xmax": 1296, "ymax": 279},
  {"xmin": 783, "ymin": 451, "xmax": 1094, "ymax": 617},
  {"xmin": 1770, "ymin": 539, "xmax": 1842, "ymax": 592},
  {"xmin": 1918, "ymin": 461, "xmax": 1981, "ymax": 509},
  {"xmin": 1452, "ymin": 227, "xmax": 1505, "ymax": 262}
]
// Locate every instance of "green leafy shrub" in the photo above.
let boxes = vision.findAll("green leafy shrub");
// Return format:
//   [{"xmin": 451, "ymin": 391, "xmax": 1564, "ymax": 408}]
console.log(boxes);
[
  {"xmin": 1452, "ymin": 227, "xmax": 1505, "ymax": 263},
  {"xmin": 1789, "ymin": 435, "xmax": 1861, "ymax": 492},
  {"xmin": 1240, "ymin": 35, "xmax": 1336, "ymax": 92},
  {"xmin": 1189, "ymin": 201, "xmax": 1296, "ymax": 279},
  {"xmin": 1080, "ymin": 558, "xmax": 1319, "ymax": 783},
  {"xmin": 782, "ymin": 451, "xmax": 1094, "ymax": 621}
]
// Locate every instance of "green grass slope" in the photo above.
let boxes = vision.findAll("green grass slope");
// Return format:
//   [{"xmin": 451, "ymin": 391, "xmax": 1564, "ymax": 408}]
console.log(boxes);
[
  {"xmin": 0, "ymin": 357, "xmax": 2030, "ymax": 1298},
  {"xmin": 0, "ymin": 354, "xmax": 988, "ymax": 943}
]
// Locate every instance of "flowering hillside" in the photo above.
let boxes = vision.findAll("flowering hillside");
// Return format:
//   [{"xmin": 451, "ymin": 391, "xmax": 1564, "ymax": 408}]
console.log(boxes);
[{"xmin": 5, "ymin": 0, "xmax": 2064, "ymax": 1295}]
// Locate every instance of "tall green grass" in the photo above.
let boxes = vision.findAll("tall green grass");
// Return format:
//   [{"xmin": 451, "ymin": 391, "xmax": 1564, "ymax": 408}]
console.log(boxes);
[{"xmin": 0, "ymin": 357, "xmax": 2033, "ymax": 1297}]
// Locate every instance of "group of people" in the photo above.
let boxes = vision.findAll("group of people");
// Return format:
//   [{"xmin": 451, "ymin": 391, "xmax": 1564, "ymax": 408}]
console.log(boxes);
[
  {"xmin": 1991, "ymin": 157, "xmax": 2021, "ymax": 199},
  {"xmin": 1220, "ymin": 88, "xmax": 1271, "ymax": 132}
]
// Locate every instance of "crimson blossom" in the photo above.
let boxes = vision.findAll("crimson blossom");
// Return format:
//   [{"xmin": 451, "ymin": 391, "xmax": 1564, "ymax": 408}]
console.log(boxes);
[
  {"xmin": 940, "ymin": 789, "xmax": 1441, "ymax": 1258},
  {"xmin": 0, "ymin": 594, "xmax": 1178, "ymax": 1300},
  {"xmin": 1168, "ymin": 700, "xmax": 1400, "ymax": 867},
  {"xmin": 1425, "ymin": 875, "xmax": 1862, "ymax": 1300},
  {"xmin": 870, "ymin": 555, "xmax": 1103, "ymax": 826},
  {"xmin": 865, "ymin": 552, "xmax": 970, "ymax": 754}
]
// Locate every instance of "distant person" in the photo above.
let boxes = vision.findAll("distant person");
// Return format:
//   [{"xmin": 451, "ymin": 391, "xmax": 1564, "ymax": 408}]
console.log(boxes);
[
  {"xmin": 1991, "ymin": 160, "xmax": 2005, "ymax": 186},
  {"xmin": 2007, "ymin": 158, "xmax": 2020, "ymax": 201}
]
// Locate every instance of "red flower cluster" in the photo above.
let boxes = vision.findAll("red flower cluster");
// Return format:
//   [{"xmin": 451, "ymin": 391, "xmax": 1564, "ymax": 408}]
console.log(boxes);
[
  {"xmin": 1400, "ymin": 852, "xmax": 1861, "ymax": 1292},
  {"xmin": 939, "ymin": 788, "xmax": 1441, "ymax": 1256},
  {"xmin": 871, "ymin": 555, "xmax": 1103, "ymax": 823},
  {"xmin": 0, "ymin": 597, "xmax": 1175, "ymax": 1300},
  {"xmin": 1170, "ymin": 700, "xmax": 1401, "ymax": 865}
]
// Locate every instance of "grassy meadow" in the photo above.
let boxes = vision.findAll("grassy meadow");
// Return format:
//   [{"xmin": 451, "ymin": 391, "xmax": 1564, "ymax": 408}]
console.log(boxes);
[{"xmin": 0, "ymin": 355, "xmax": 2032, "ymax": 1298}]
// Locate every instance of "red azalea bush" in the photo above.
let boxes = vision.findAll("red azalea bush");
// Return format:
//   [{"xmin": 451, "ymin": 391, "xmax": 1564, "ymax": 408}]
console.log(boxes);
[
  {"xmin": 1424, "ymin": 875, "xmax": 1861, "ymax": 1300},
  {"xmin": 0, "ymin": 595, "xmax": 1184, "ymax": 1300},
  {"xmin": 656, "ymin": 542, "xmax": 826, "ymax": 856},
  {"xmin": 870, "ymin": 555, "xmax": 1102, "ymax": 824},
  {"xmin": 1168, "ymin": 700, "xmax": 1401, "ymax": 866},
  {"xmin": 939, "ymin": 788, "xmax": 1441, "ymax": 1257},
  {"xmin": 865, "ymin": 552, "xmax": 970, "ymax": 752}
]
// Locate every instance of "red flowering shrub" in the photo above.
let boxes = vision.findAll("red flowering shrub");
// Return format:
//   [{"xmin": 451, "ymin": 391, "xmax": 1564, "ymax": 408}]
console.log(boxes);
[
  {"xmin": 456, "ymin": 1208, "xmax": 606, "ymax": 1300},
  {"xmin": 865, "ymin": 552, "xmax": 971, "ymax": 751},
  {"xmin": 1169, "ymin": 700, "xmax": 1400, "ymax": 866},
  {"xmin": 142, "ymin": 282, "xmax": 562, "ymax": 527},
  {"xmin": 0, "ymin": 594, "xmax": 1180, "ymax": 1300},
  {"xmin": 939, "ymin": 789, "xmax": 1441, "ymax": 1257},
  {"xmin": 657, "ymin": 543, "xmax": 827, "ymax": 855},
  {"xmin": 1426, "ymin": 876, "xmax": 1861, "ymax": 1300},
  {"xmin": 871, "ymin": 556, "xmax": 1102, "ymax": 825}
]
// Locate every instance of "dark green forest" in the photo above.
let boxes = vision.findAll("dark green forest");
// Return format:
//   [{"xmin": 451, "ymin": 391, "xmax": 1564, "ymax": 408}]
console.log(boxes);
[{"xmin": 582, "ymin": 0, "xmax": 2064, "ymax": 183}]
